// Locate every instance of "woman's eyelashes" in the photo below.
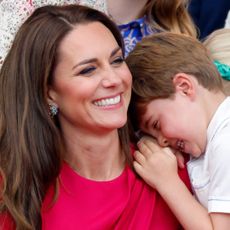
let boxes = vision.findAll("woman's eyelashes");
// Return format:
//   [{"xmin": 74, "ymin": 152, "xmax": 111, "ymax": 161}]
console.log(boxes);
[
  {"xmin": 111, "ymin": 56, "xmax": 124, "ymax": 65},
  {"xmin": 78, "ymin": 66, "xmax": 96, "ymax": 76},
  {"xmin": 76, "ymin": 56, "xmax": 124, "ymax": 76}
]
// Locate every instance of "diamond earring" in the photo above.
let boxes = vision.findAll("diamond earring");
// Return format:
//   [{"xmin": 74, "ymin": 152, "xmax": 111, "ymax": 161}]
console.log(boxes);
[{"xmin": 48, "ymin": 103, "xmax": 58, "ymax": 117}]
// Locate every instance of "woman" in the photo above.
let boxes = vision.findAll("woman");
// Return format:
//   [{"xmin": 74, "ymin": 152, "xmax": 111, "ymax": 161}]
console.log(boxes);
[{"xmin": 0, "ymin": 5, "xmax": 190, "ymax": 229}]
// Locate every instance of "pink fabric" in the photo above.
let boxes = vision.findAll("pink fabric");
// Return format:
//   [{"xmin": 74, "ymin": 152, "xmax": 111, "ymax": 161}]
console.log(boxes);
[
  {"xmin": 41, "ymin": 161, "xmax": 190, "ymax": 229},
  {"xmin": 1, "ymin": 156, "xmax": 191, "ymax": 229},
  {"xmin": 0, "ymin": 212, "xmax": 15, "ymax": 230}
]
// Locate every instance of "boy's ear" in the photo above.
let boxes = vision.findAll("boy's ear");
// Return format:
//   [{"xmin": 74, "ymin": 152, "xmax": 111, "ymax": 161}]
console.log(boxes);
[{"xmin": 172, "ymin": 73, "xmax": 195, "ymax": 97}]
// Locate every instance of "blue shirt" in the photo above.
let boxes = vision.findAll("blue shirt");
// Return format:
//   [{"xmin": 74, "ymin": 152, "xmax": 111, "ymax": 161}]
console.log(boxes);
[{"xmin": 118, "ymin": 16, "xmax": 158, "ymax": 57}]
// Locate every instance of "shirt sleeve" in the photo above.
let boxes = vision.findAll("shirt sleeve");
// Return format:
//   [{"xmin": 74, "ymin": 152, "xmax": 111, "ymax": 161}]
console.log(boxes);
[{"xmin": 208, "ymin": 124, "xmax": 230, "ymax": 213}]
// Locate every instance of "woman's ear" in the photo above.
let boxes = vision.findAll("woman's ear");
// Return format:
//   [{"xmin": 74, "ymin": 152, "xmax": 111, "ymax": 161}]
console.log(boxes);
[
  {"xmin": 47, "ymin": 86, "xmax": 59, "ymax": 117},
  {"xmin": 47, "ymin": 85, "xmax": 57, "ymax": 105},
  {"xmin": 172, "ymin": 73, "xmax": 195, "ymax": 98}
]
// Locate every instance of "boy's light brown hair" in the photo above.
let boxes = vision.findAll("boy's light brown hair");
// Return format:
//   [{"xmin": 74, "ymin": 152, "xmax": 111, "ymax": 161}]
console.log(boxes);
[
  {"xmin": 126, "ymin": 32, "xmax": 223, "ymax": 104},
  {"xmin": 126, "ymin": 32, "xmax": 223, "ymax": 130}
]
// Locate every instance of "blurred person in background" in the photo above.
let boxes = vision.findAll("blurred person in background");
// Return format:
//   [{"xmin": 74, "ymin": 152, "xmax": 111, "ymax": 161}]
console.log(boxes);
[
  {"xmin": 189, "ymin": 0, "xmax": 230, "ymax": 40},
  {"xmin": 108, "ymin": 0, "xmax": 197, "ymax": 56},
  {"xmin": 203, "ymin": 28, "xmax": 230, "ymax": 95},
  {"xmin": 0, "ymin": 0, "xmax": 197, "ymax": 68}
]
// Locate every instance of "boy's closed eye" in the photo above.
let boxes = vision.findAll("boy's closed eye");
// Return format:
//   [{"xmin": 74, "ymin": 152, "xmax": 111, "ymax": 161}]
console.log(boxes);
[{"xmin": 152, "ymin": 120, "xmax": 160, "ymax": 130}]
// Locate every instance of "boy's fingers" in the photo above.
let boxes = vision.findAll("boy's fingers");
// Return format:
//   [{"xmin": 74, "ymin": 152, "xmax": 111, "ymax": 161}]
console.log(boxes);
[
  {"xmin": 138, "ymin": 135, "xmax": 161, "ymax": 156},
  {"xmin": 134, "ymin": 151, "xmax": 146, "ymax": 164},
  {"xmin": 133, "ymin": 161, "xmax": 144, "ymax": 177},
  {"xmin": 133, "ymin": 161, "xmax": 141, "ymax": 172},
  {"xmin": 137, "ymin": 141, "xmax": 153, "ymax": 158},
  {"xmin": 163, "ymin": 147, "xmax": 175, "ymax": 158},
  {"xmin": 140, "ymin": 137, "xmax": 162, "ymax": 152},
  {"xmin": 133, "ymin": 161, "xmax": 156, "ymax": 189},
  {"xmin": 140, "ymin": 135, "xmax": 157, "ymax": 143},
  {"xmin": 174, "ymin": 151, "xmax": 185, "ymax": 168}
]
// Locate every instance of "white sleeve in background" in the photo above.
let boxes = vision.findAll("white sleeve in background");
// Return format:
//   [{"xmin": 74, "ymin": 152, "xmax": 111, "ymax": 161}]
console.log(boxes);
[{"xmin": 224, "ymin": 10, "xmax": 230, "ymax": 28}]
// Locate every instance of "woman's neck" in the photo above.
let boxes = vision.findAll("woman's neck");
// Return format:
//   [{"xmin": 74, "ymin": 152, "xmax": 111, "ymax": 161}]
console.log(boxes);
[
  {"xmin": 107, "ymin": 0, "xmax": 148, "ymax": 24},
  {"xmin": 63, "ymin": 129, "xmax": 125, "ymax": 181}
]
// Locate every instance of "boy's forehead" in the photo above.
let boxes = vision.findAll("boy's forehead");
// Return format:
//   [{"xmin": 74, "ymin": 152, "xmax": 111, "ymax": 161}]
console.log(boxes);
[{"xmin": 136, "ymin": 102, "xmax": 149, "ymax": 117}]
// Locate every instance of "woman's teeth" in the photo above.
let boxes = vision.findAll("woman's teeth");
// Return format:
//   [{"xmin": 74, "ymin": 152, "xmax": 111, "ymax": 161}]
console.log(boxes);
[{"xmin": 94, "ymin": 95, "xmax": 120, "ymax": 106}]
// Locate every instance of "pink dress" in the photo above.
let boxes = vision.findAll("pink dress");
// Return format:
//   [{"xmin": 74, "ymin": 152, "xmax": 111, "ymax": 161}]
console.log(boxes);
[
  {"xmin": 1, "ymin": 157, "xmax": 191, "ymax": 229},
  {"xmin": 41, "ymin": 161, "xmax": 190, "ymax": 229}
]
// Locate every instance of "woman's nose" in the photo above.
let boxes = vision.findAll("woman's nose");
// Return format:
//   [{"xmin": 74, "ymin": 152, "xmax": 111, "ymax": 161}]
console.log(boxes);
[{"xmin": 101, "ymin": 67, "xmax": 122, "ymax": 87}]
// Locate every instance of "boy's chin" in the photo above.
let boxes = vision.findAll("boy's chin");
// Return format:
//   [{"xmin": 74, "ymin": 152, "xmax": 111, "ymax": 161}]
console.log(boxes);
[{"xmin": 190, "ymin": 151, "xmax": 203, "ymax": 158}]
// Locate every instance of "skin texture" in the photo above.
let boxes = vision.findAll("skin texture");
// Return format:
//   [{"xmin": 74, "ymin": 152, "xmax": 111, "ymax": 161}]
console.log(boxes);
[
  {"xmin": 49, "ymin": 22, "xmax": 132, "ymax": 134},
  {"xmin": 139, "ymin": 73, "xmax": 222, "ymax": 158},
  {"xmin": 107, "ymin": 0, "xmax": 148, "ymax": 24},
  {"xmin": 134, "ymin": 73, "xmax": 230, "ymax": 229},
  {"xmin": 48, "ymin": 22, "xmax": 132, "ymax": 180}
]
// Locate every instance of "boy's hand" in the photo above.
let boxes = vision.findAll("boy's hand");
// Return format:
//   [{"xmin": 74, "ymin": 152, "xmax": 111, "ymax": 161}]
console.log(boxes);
[
  {"xmin": 134, "ymin": 136, "xmax": 178, "ymax": 189},
  {"xmin": 174, "ymin": 150, "xmax": 185, "ymax": 169}
]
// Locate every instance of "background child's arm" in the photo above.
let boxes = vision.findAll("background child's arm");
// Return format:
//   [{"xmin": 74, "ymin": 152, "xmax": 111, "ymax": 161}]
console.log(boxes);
[{"xmin": 134, "ymin": 137, "xmax": 213, "ymax": 230}]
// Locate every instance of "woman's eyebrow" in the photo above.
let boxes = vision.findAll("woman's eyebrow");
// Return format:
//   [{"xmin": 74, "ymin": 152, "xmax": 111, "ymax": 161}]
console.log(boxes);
[
  {"xmin": 72, "ymin": 47, "xmax": 121, "ymax": 70},
  {"xmin": 72, "ymin": 58, "xmax": 97, "ymax": 70},
  {"xmin": 110, "ymin": 46, "xmax": 121, "ymax": 57}
]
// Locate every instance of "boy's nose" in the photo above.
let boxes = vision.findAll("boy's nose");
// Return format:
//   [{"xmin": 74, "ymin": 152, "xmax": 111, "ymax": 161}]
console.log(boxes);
[{"xmin": 158, "ymin": 134, "xmax": 169, "ymax": 147}]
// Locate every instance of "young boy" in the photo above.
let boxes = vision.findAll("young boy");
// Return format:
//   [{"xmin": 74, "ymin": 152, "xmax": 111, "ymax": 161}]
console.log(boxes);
[{"xmin": 126, "ymin": 32, "xmax": 230, "ymax": 229}]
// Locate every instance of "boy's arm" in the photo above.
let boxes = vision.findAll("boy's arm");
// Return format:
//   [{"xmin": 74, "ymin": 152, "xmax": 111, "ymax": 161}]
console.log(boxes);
[
  {"xmin": 134, "ymin": 137, "xmax": 213, "ymax": 230},
  {"xmin": 210, "ymin": 213, "xmax": 230, "ymax": 229}
]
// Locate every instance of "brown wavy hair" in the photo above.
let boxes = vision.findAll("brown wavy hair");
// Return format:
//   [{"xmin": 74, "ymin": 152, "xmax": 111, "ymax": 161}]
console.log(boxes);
[{"xmin": 0, "ymin": 4, "xmax": 130, "ymax": 229}]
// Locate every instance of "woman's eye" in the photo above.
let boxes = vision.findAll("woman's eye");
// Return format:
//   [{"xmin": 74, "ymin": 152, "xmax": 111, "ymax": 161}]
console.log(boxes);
[
  {"xmin": 79, "ymin": 66, "xmax": 96, "ymax": 75},
  {"xmin": 112, "ymin": 56, "xmax": 124, "ymax": 65}
]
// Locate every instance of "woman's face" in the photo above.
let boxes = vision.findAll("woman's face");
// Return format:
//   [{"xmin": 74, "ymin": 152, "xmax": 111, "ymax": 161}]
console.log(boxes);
[{"xmin": 48, "ymin": 22, "xmax": 132, "ymax": 134}]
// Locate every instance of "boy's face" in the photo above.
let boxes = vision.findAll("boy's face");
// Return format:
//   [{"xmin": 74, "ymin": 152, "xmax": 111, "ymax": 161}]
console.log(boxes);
[{"xmin": 139, "ymin": 89, "xmax": 207, "ymax": 158}]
